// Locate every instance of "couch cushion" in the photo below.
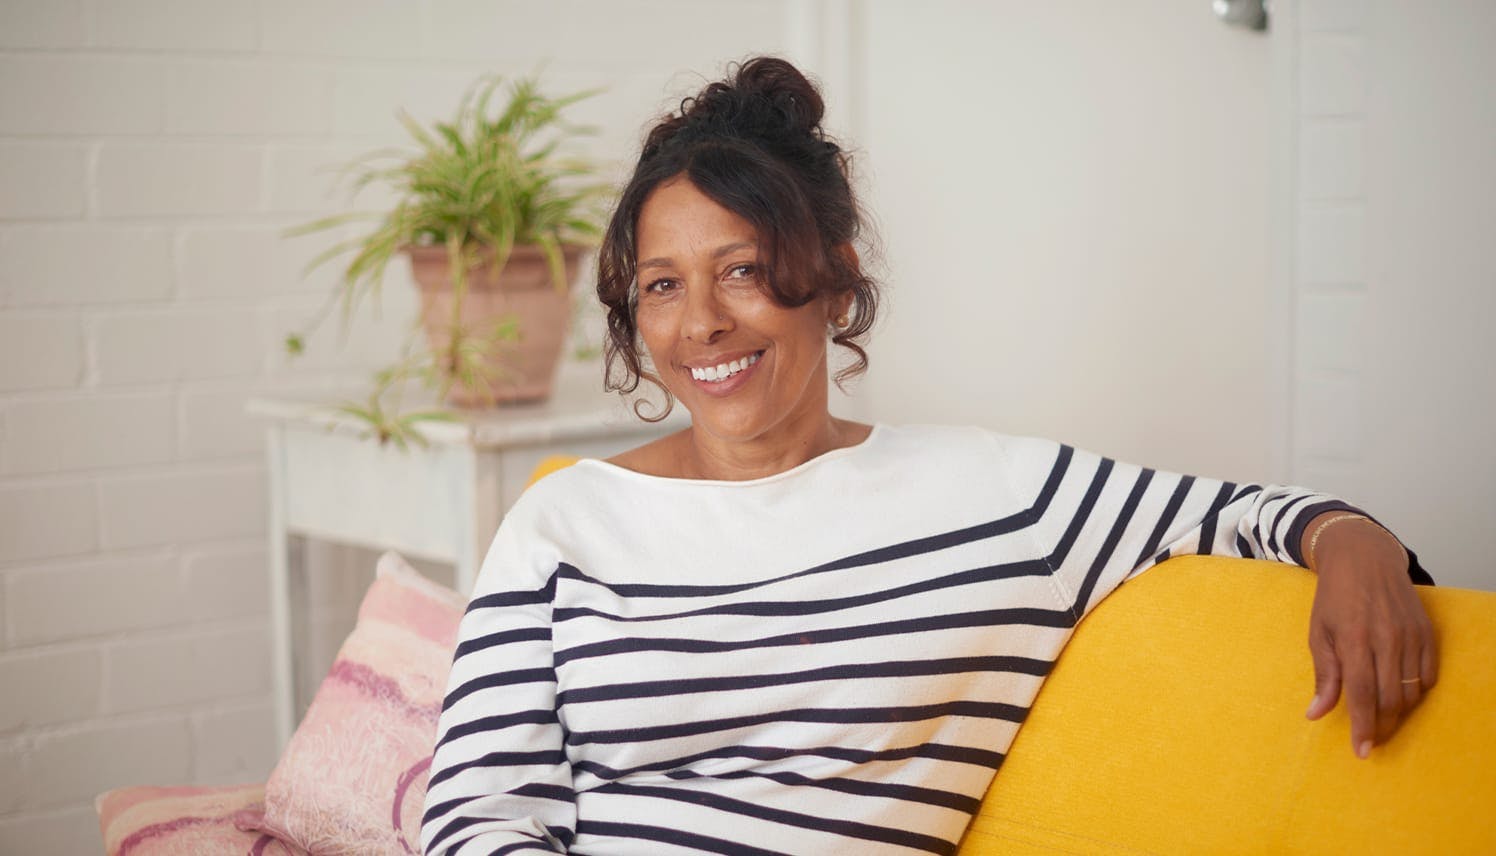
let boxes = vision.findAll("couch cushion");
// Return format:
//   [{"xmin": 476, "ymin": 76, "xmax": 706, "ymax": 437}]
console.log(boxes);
[
  {"xmin": 256, "ymin": 552, "xmax": 465, "ymax": 855},
  {"xmin": 96, "ymin": 783, "xmax": 305, "ymax": 856},
  {"xmin": 957, "ymin": 555, "xmax": 1496, "ymax": 854}
]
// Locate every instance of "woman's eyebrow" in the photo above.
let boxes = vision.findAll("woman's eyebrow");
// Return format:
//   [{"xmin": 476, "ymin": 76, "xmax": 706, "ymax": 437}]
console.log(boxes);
[{"xmin": 637, "ymin": 241, "xmax": 757, "ymax": 271}]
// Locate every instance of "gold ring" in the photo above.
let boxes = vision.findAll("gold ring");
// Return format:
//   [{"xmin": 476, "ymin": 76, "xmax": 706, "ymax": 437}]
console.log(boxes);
[{"xmin": 1400, "ymin": 677, "xmax": 1421, "ymax": 685}]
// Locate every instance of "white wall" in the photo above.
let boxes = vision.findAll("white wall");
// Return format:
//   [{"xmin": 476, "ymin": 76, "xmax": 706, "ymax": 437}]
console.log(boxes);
[
  {"xmin": 1287, "ymin": 0, "xmax": 1496, "ymax": 590},
  {"xmin": 0, "ymin": 2, "xmax": 792, "ymax": 852},
  {"xmin": 852, "ymin": 1, "xmax": 1496, "ymax": 589},
  {"xmin": 854, "ymin": 2, "xmax": 1278, "ymax": 481}
]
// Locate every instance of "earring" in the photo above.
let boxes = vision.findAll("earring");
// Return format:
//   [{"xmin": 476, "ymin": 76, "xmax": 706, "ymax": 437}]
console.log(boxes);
[{"xmin": 833, "ymin": 314, "xmax": 850, "ymax": 329}]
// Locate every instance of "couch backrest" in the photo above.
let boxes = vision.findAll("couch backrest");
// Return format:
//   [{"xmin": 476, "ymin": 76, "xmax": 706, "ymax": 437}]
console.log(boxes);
[{"xmin": 957, "ymin": 555, "xmax": 1496, "ymax": 854}]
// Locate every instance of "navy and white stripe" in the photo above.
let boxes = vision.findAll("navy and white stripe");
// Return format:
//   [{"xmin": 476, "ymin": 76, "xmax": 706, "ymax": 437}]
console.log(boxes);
[{"xmin": 421, "ymin": 424, "xmax": 1363, "ymax": 855}]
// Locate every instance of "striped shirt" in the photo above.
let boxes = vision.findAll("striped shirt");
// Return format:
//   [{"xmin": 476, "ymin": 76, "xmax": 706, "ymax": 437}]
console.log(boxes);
[{"xmin": 420, "ymin": 423, "xmax": 1377, "ymax": 855}]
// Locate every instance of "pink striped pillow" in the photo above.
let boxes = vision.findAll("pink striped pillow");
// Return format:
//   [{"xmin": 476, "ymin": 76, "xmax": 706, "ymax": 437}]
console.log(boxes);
[
  {"xmin": 96, "ymin": 783, "xmax": 305, "ymax": 856},
  {"xmin": 257, "ymin": 552, "xmax": 465, "ymax": 855}
]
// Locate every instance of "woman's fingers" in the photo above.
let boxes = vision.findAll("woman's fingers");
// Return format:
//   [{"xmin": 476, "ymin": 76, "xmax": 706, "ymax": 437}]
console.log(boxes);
[
  {"xmin": 1421, "ymin": 616, "xmax": 1441, "ymax": 691},
  {"xmin": 1306, "ymin": 628, "xmax": 1342, "ymax": 721},
  {"xmin": 1400, "ymin": 631, "xmax": 1425, "ymax": 710},
  {"xmin": 1372, "ymin": 642, "xmax": 1405, "ymax": 747},
  {"xmin": 1340, "ymin": 643, "xmax": 1379, "ymax": 758}
]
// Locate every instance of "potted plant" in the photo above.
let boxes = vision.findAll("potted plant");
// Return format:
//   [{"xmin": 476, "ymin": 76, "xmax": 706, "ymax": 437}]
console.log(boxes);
[{"xmin": 285, "ymin": 75, "xmax": 610, "ymax": 442}]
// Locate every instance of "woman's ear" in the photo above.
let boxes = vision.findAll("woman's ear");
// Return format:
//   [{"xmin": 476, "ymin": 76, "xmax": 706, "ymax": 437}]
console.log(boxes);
[{"xmin": 824, "ymin": 243, "xmax": 860, "ymax": 328}]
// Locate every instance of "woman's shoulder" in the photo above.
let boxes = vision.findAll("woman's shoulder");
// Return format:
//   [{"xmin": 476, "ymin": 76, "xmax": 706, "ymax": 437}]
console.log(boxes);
[
  {"xmin": 876, "ymin": 422, "xmax": 1060, "ymax": 457},
  {"xmin": 871, "ymin": 423, "xmax": 1068, "ymax": 489}
]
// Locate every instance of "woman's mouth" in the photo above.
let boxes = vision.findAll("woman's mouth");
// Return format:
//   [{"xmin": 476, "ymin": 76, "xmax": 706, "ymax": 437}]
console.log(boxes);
[{"xmin": 689, "ymin": 351, "xmax": 762, "ymax": 383}]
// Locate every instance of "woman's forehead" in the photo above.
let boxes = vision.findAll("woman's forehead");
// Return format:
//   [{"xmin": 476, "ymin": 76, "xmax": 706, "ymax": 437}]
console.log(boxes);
[{"xmin": 637, "ymin": 178, "xmax": 759, "ymax": 255}]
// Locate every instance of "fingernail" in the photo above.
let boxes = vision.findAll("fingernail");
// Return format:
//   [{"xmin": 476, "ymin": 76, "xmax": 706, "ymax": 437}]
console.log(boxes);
[
  {"xmin": 1305, "ymin": 694, "xmax": 1320, "ymax": 718},
  {"xmin": 1357, "ymin": 740, "xmax": 1372, "ymax": 759}
]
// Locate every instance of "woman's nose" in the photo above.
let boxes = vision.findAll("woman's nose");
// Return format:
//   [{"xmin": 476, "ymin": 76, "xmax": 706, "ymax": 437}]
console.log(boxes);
[{"xmin": 682, "ymin": 282, "xmax": 732, "ymax": 343}]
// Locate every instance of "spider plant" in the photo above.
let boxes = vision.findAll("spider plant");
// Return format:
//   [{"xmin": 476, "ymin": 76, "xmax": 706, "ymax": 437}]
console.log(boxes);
[{"xmin": 283, "ymin": 74, "xmax": 611, "ymax": 440}]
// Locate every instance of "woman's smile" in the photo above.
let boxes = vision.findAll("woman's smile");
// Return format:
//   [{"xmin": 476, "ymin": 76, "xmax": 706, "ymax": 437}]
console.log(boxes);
[{"xmin": 685, "ymin": 349, "xmax": 763, "ymax": 393}]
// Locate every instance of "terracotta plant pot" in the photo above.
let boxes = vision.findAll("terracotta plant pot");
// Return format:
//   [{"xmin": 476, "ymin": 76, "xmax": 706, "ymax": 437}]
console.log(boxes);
[{"xmin": 406, "ymin": 243, "xmax": 582, "ymax": 407}]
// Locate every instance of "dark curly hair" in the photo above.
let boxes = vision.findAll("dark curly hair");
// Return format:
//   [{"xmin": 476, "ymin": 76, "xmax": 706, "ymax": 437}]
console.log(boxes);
[{"xmin": 596, "ymin": 56, "xmax": 879, "ymax": 419}]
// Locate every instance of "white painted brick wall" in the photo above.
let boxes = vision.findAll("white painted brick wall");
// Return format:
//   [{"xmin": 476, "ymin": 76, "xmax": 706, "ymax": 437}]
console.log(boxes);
[
  {"xmin": 0, "ymin": 806, "xmax": 102, "ymax": 856},
  {"xmin": 89, "ymin": 0, "xmax": 259, "ymax": 52},
  {"xmin": 1298, "ymin": 120, "xmax": 1364, "ymax": 201},
  {"xmin": 178, "ymin": 385, "xmax": 265, "ymax": 460},
  {"xmin": 427, "ymin": 0, "xmax": 565, "ymax": 63},
  {"xmin": 0, "ymin": 392, "xmax": 175, "ymax": 475},
  {"xmin": 1296, "ymin": 205, "xmax": 1365, "ymax": 283},
  {"xmin": 1296, "ymin": 290, "xmax": 1365, "ymax": 374},
  {"xmin": 1299, "ymin": 0, "xmax": 1367, "ymax": 34},
  {"xmin": 0, "ymin": 0, "xmax": 85, "ymax": 49},
  {"xmin": 330, "ymin": 66, "xmax": 488, "ymax": 140},
  {"xmin": 190, "ymin": 702, "xmax": 277, "ymax": 784},
  {"xmin": 0, "ymin": 739, "xmax": 23, "ymax": 813},
  {"xmin": 0, "ymin": 482, "xmax": 97, "ymax": 563},
  {"xmin": 177, "ymin": 227, "xmax": 280, "ymax": 299},
  {"xmin": 5, "ymin": 554, "xmax": 184, "ymax": 646},
  {"xmin": 260, "ymin": 0, "xmax": 426, "ymax": 60},
  {"xmin": 97, "ymin": 466, "xmax": 266, "ymax": 549},
  {"xmin": 93, "ymin": 307, "xmax": 265, "ymax": 384},
  {"xmin": 0, "ymin": 648, "xmax": 101, "ymax": 731},
  {"xmin": 103, "ymin": 623, "xmax": 271, "ymax": 714},
  {"xmin": 0, "ymin": 226, "xmax": 173, "ymax": 306},
  {"xmin": 264, "ymin": 144, "xmax": 381, "ymax": 215},
  {"xmin": 0, "ymin": 143, "xmax": 88, "ymax": 220},
  {"xmin": 265, "ymin": 291, "xmax": 419, "ymax": 375},
  {"xmin": 1292, "ymin": 2, "xmax": 1369, "ymax": 490},
  {"xmin": 1298, "ymin": 34, "xmax": 1366, "ymax": 117},
  {"xmin": 0, "ymin": 313, "xmax": 84, "ymax": 392},
  {"xmin": 181, "ymin": 544, "xmax": 271, "ymax": 621},
  {"xmin": 0, "ymin": 1, "xmax": 792, "ymax": 847},
  {"xmin": 0, "ymin": 57, "xmax": 167, "ymax": 135},
  {"xmin": 94, "ymin": 144, "xmax": 263, "ymax": 217},
  {"xmin": 19, "ymin": 717, "xmax": 192, "ymax": 809},
  {"xmin": 167, "ymin": 62, "xmax": 336, "ymax": 138}
]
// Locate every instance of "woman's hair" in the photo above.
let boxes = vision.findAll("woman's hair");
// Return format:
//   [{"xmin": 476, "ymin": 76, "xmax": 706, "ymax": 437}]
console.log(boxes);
[{"xmin": 595, "ymin": 56, "xmax": 879, "ymax": 418}]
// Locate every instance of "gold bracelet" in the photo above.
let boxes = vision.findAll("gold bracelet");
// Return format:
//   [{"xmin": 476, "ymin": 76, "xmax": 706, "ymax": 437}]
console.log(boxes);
[{"xmin": 1310, "ymin": 514, "xmax": 1400, "ymax": 568}]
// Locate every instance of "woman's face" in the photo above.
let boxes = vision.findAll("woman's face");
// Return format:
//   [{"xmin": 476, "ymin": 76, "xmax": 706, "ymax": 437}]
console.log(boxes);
[{"xmin": 633, "ymin": 176, "xmax": 838, "ymax": 446}]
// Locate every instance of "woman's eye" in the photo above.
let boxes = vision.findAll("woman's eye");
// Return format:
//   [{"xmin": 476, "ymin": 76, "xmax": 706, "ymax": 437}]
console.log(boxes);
[
  {"xmin": 726, "ymin": 264, "xmax": 757, "ymax": 281},
  {"xmin": 644, "ymin": 278, "xmax": 678, "ymax": 294}
]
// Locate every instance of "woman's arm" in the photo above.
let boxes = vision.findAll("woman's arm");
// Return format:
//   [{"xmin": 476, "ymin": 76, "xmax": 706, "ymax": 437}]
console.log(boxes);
[
  {"xmin": 994, "ymin": 434, "xmax": 1436, "ymax": 757},
  {"xmin": 1300, "ymin": 511, "xmax": 1439, "ymax": 758},
  {"xmin": 420, "ymin": 516, "xmax": 575, "ymax": 855}
]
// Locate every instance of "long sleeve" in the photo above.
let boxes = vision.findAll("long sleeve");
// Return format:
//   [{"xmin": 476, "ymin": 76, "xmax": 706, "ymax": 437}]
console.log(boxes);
[
  {"xmin": 421, "ymin": 516, "xmax": 575, "ymax": 855},
  {"xmin": 993, "ymin": 435, "xmax": 1429, "ymax": 622}
]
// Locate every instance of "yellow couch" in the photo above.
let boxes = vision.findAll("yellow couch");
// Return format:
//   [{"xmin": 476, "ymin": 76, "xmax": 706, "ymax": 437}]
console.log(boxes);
[{"xmin": 957, "ymin": 555, "xmax": 1496, "ymax": 855}]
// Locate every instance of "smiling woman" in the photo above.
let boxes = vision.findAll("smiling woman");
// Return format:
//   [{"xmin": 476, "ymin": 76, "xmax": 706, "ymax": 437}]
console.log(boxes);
[
  {"xmin": 419, "ymin": 57, "xmax": 1438, "ymax": 856},
  {"xmin": 615, "ymin": 177, "xmax": 865, "ymax": 478},
  {"xmin": 589, "ymin": 58, "xmax": 876, "ymax": 480}
]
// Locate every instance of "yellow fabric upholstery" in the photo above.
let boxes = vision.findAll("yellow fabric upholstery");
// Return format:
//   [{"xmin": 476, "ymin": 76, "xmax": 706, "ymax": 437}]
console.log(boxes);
[
  {"xmin": 525, "ymin": 455, "xmax": 581, "ymax": 489},
  {"xmin": 957, "ymin": 555, "xmax": 1496, "ymax": 855}
]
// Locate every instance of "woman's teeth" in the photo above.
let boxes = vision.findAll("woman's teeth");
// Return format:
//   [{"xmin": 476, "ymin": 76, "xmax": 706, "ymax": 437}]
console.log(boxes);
[{"xmin": 690, "ymin": 352, "xmax": 761, "ymax": 382}]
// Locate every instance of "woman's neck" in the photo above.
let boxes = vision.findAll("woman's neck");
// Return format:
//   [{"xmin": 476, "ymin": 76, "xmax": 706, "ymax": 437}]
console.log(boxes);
[{"xmin": 676, "ymin": 415, "xmax": 872, "ymax": 482}]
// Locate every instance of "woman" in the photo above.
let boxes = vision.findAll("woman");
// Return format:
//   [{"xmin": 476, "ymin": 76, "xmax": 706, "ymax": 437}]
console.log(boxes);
[{"xmin": 421, "ymin": 58, "xmax": 1435, "ymax": 855}]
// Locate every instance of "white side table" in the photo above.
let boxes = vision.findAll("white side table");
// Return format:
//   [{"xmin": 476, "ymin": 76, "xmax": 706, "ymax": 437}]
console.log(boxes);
[{"xmin": 248, "ymin": 382, "xmax": 683, "ymax": 748}]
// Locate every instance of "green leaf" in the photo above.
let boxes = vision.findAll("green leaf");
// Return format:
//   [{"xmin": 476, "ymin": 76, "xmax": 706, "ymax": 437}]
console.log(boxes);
[{"xmin": 280, "ymin": 71, "xmax": 607, "ymax": 413}]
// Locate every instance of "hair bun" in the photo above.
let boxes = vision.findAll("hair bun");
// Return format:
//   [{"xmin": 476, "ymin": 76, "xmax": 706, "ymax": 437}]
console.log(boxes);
[
  {"xmin": 658, "ymin": 56, "xmax": 828, "ymax": 154},
  {"xmin": 727, "ymin": 56, "xmax": 826, "ymax": 135}
]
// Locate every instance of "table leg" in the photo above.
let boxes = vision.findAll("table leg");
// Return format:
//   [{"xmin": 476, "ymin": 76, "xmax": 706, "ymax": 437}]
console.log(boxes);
[{"xmin": 266, "ymin": 427, "xmax": 295, "ymax": 750}]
